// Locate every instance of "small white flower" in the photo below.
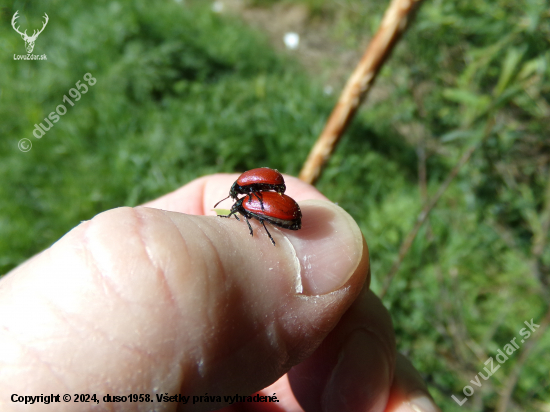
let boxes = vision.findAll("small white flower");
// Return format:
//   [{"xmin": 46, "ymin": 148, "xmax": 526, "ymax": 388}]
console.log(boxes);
[
  {"xmin": 211, "ymin": 1, "xmax": 224, "ymax": 13},
  {"xmin": 283, "ymin": 32, "xmax": 300, "ymax": 50}
]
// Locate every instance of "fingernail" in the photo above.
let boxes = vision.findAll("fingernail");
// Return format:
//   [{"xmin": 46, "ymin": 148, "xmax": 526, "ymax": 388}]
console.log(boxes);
[
  {"xmin": 289, "ymin": 200, "xmax": 364, "ymax": 295},
  {"xmin": 323, "ymin": 330, "xmax": 392, "ymax": 412}
]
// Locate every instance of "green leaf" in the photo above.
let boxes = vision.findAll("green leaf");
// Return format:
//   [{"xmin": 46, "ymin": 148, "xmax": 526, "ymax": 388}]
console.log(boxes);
[{"xmin": 494, "ymin": 46, "xmax": 527, "ymax": 97}]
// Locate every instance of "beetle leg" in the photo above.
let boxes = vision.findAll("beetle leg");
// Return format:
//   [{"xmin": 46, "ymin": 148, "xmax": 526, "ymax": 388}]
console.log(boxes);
[
  {"xmin": 254, "ymin": 192, "xmax": 265, "ymax": 211},
  {"xmin": 260, "ymin": 220, "xmax": 276, "ymax": 246},
  {"xmin": 219, "ymin": 209, "xmax": 236, "ymax": 219},
  {"xmin": 242, "ymin": 214, "xmax": 254, "ymax": 236},
  {"xmin": 219, "ymin": 211, "xmax": 241, "ymax": 223}
]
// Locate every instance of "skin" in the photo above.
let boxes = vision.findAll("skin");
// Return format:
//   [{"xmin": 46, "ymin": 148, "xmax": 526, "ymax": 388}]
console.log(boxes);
[{"xmin": 0, "ymin": 174, "xmax": 440, "ymax": 412}]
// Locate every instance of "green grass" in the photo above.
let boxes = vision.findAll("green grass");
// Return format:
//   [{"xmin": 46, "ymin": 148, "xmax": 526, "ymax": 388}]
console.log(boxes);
[
  {"xmin": 0, "ymin": 0, "xmax": 329, "ymax": 268},
  {"xmin": 1, "ymin": 0, "xmax": 549, "ymax": 410}
]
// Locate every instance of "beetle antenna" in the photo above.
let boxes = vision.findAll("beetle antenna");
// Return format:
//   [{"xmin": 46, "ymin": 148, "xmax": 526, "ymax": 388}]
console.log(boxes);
[
  {"xmin": 213, "ymin": 195, "xmax": 231, "ymax": 208},
  {"xmin": 260, "ymin": 220, "xmax": 276, "ymax": 246}
]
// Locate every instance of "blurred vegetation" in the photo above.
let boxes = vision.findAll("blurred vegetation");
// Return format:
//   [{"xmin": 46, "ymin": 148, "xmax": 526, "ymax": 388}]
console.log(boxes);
[{"xmin": 1, "ymin": 0, "xmax": 549, "ymax": 410}]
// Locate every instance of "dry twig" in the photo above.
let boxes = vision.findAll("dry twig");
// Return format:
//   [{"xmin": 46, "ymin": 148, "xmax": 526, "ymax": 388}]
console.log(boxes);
[
  {"xmin": 495, "ymin": 172, "xmax": 550, "ymax": 410},
  {"xmin": 299, "ymin": 0, "xmax": 425, "ymax": 184},
  {"xmin": 379, "ymin": 145, "xmax": 476, "ymax": 297},
  {"xmin": 379, "ymin": 117, "xmax": 495, "ymax": 297},
  {"xmin": 496, "ymin": 308, "xmax": 550, "ymax": 412}
]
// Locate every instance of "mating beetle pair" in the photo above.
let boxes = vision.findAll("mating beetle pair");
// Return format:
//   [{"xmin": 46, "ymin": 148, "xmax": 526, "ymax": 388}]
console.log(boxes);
[{"xmin": 214, "ymin": 168, "xmax": 302, "ymax": 246}]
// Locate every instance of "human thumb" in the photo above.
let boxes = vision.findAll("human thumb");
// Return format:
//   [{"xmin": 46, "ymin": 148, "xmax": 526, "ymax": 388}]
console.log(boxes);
[{"xmin": 0, "ymin": 201, "xmax": 368, "ymax": 411}]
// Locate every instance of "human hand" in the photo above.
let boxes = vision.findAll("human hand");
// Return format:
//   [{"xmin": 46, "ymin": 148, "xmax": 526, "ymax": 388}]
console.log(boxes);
[{"xmin": 0, "ymin": 173, "xmax": 439, "ymax": 412}]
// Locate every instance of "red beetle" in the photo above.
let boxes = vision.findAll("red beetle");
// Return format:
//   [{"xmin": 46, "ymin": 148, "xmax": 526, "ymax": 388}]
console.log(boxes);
[
  {"xmin": 220, "ymin": 191, "xmax": 301, "ymax": 246},
  {"xmin": 214, "ymin": 167, "xmax": 286, "ymax": 210}
]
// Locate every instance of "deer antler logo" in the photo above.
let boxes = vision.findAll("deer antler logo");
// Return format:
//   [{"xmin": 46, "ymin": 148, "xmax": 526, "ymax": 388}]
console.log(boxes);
[{"xmin": 11, "ymin": 11, "xmax": 49, "ymax": 54}]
